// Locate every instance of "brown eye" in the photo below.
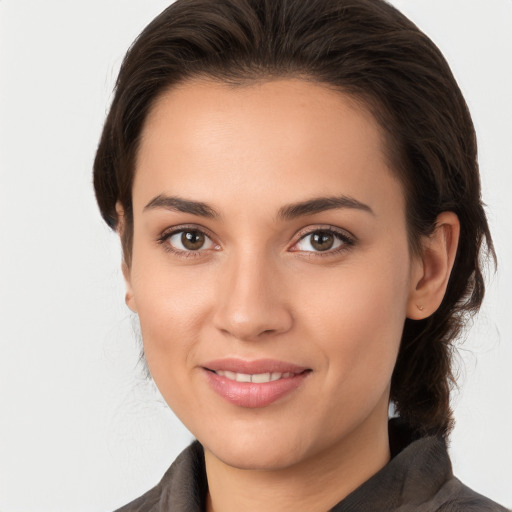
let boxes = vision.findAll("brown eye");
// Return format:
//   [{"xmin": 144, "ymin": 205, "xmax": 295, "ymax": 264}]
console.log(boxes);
[
  {"xmin": 310, "ymin": 231, "xmax": 334, "ymax": 251},
  {"xmin": 166, "ymin": 229, "xmax": 215, "ymax": 252},
  {"xmin": 181, "ymin": 230, "xmax": 205, "ymax": 250},
  {"xmin": 294, "ymin": 229, "xmax": 352, "ymax": 254}
]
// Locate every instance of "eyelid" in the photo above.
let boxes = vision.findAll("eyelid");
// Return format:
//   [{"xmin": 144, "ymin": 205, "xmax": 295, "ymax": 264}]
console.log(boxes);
[
  {"xmin": 159, "ymin": 223, "xmax": 216, "ymax": 240},
  {"xmin": 289, "ymin": 225, "xmax": 356, "ymax": 254},
  {"xmin": 157, "ymin": 224, "xmax": 220, "ymax": 256}
]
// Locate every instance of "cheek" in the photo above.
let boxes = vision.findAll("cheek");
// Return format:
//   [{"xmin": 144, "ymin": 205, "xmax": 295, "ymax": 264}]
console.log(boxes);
[
  {"xmin": 135, "ymin": 281, "xmax": 209, "ymax": 349},
  {"xmin": 296, "ymin": 252, "xmax": 410, "ymax": 382},
  {"xmin": 130, "ymin": 267, "xmax": 212, "ymax": 410},
  {"xmin": 128, "ymin": 247, "xmax": 215, "ymax": 364}
]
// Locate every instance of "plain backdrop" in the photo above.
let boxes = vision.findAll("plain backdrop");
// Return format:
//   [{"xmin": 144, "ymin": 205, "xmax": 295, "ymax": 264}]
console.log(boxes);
[{"xmin": 0, "ymin": 1, "xmax": 511, "ymax": 510}]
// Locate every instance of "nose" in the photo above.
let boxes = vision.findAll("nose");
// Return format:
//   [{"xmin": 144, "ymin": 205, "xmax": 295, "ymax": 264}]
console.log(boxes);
[{"xmin": 212, "ymin": 250, "xmax": 293, "ymax": 341}]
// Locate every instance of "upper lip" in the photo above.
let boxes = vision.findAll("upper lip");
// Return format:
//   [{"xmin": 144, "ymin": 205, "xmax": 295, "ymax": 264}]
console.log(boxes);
[{"xmin": 202, "ymin": 358, "xmax": 310, "ymax": 375}]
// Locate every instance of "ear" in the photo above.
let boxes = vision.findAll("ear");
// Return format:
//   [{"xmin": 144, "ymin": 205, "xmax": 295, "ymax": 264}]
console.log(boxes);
[
  {"xmin": 407, "ymin": 211, "xmax": 460, "ymax": 320},
  {"xmin": 116, "ymin": 201, "xmax": 138, "ymax": 313}
]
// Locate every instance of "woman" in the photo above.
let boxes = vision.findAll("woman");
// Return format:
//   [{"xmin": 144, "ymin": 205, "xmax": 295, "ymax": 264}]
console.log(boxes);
[{"xmin": 93, "ymin": 0, "xmax": 508, "ymax": 510}]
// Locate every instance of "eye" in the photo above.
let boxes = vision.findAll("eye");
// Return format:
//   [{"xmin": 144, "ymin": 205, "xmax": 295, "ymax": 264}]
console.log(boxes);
[
  {"xmin": 292, "ymin": 228, "xmax": 354, "ymax": 253},
  {"xmin": 161, "ymin": 228, "xmax": 217, "ymax": 253}
]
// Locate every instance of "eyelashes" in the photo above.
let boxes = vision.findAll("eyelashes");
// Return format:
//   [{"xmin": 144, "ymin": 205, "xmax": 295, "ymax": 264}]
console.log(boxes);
[
  {"xmin": 157, "ymin": 224, "xmax": 355, "ymax": 259},
  {"xmin": 157, "ymin": 225, "xmax": 220, "ymax": 259},
  {"xmin": 291, "ymin": 227, "xmax": 355, "ymax": 256}
]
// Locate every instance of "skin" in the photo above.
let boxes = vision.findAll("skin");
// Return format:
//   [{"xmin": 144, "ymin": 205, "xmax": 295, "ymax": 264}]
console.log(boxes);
[{"xmin": 120, "ymin": 79, "xmax": 459, "ymax": 512}]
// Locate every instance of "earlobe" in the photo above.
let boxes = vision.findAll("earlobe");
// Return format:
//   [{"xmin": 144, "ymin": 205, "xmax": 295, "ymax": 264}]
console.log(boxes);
[
  {"xmin": 116, "ymin": 201, "xmax": 138, "ymax": 313},
  {"xmin": 407, "ymin": 212, "xmax": 460, "ymax": 320},
  {"xmin": 122, "ymin": 260, "xmax": 138, "ymax": 313}
]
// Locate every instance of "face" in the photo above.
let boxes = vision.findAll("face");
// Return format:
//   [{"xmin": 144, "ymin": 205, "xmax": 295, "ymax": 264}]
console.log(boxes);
[{"xmin": 124, "ymin": 79, "xmax": 423, "ymax": 471}]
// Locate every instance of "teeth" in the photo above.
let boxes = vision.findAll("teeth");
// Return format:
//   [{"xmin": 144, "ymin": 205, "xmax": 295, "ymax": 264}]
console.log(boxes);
[
  {"xmin": 251, "ymin": 372, "xmax": 271, "ymax": 383},
  {"xmin": 215, "ymin": 370, "xmax": 294, "ymax": 383}
]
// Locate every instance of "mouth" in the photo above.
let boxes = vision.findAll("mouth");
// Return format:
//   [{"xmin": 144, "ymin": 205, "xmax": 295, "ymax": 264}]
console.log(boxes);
[
  {"xmin": 203, "ymin": 357, "xmax": 309, "ymax": 375},
  {"xmin": 202, "ymin": 358, "xmax": 311, "ymax": 408},
  {"xmin": 211, "ymin": 370, "xmax": 301, "ymax": 383}
]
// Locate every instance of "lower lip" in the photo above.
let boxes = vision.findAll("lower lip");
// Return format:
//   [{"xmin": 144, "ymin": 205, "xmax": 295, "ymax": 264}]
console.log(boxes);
[{"xmin": 204, "ymin": 370, "xmax": 310, "ymax": 408}]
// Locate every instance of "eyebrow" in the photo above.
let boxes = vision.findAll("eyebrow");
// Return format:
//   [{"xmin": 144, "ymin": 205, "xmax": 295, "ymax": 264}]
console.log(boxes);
[
  {"xmin": 143, "ymin": 194, "xmax": 374, "ymax": 220},
  {"xmin": 144, "ymin": 194, "xmax": 219, "ymax": 218},
  {"xmin": 277, "ymin": 195, "xmax": 374, "ymax": 220}
]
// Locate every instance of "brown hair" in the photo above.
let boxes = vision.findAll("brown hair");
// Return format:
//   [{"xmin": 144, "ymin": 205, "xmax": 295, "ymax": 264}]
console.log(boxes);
[{"xmin": 93, "ymin": 0, "xmax": 494, "ymax": 438}]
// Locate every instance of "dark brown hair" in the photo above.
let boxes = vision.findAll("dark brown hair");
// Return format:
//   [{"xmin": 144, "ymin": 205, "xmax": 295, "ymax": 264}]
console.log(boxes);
[{"xmin": 93, "ymin": 0, "xmax": 494, "ymax": 438}]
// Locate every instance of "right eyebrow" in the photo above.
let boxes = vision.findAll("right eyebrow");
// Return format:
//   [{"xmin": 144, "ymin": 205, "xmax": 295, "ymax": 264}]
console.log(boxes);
[{"xmin": 143, "ymin": 194, "xmax": 220, "ymax": 219}]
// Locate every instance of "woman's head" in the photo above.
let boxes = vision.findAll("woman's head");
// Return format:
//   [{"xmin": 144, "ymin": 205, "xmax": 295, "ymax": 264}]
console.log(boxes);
[{"xmin": 94, "ymin": 0, "xmax": 494, "ymax": 440}]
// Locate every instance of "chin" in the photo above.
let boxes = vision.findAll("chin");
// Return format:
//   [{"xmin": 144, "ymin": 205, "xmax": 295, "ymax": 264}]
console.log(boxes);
[
  {"xmin": 213, "ymin": 445, "xmax": 300, "ymax": 471},
  {"xmin": 201, "ymin": 427, "xmax": 312, "ymax": 471}
]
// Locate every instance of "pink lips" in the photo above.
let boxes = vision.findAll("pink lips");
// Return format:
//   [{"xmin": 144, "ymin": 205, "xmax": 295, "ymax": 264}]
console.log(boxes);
[{"xmin": 202, "ymin": 358, "xmax": 311, "ymax": 408}]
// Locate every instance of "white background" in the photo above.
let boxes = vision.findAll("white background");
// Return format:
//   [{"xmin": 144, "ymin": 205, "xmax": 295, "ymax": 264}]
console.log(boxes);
[{"xmin": 0, "ymin": 1, "xmax": 511, "ymax": 510}]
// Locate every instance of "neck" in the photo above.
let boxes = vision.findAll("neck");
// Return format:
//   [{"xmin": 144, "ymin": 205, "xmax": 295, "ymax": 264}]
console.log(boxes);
[{"xmin": 204, "ymin": 408, "xmax": 390, "ymax": 512}]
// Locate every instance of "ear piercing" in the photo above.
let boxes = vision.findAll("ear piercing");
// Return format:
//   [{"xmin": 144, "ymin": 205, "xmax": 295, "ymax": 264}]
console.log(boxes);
[{"xmin": 416, "ymin": 304, "xmax": 425, "ymax": 311}]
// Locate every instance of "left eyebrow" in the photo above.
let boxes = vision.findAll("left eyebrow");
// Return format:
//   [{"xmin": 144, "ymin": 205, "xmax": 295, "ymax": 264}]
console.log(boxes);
[{"xmin": 277, "ymin": 195, "xmax": 375, "ymax": 220}]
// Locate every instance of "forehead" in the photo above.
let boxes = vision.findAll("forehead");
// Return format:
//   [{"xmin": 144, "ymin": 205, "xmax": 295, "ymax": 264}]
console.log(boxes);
[{"xmin": 133, "ymin": 78, "xmax": 404, "ymax": 218}]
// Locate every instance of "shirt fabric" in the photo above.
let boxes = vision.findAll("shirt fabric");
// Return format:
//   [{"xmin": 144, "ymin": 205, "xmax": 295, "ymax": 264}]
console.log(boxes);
[{"xmin": 114, "ymin": 419, "xmax": 508, "ymax": 511}]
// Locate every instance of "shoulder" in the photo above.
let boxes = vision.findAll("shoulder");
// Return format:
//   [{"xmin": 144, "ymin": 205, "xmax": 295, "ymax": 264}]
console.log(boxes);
[
  {"xmin": 386, "ymin": 419, "xmax": 509, "ymax": 511},
  {"xmin": 114, "ymin": 486, "xmax": 162, "ymax": 512},
  {"xmin": 433, "ymin": 477, "xmax": 509, "ymax": 512},
  {"xmin": 113, "ymin": 441, "xmax": 207, "ymax": 512},
  {"xmin": 343, "ymin": 420, "xmax": 510, "ymax": 512}
]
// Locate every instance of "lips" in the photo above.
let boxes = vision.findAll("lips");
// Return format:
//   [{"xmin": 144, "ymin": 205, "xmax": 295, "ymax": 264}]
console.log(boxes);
[{"xmin": 202, "ymin": 358, "xmax": 311, "ymax": 408}]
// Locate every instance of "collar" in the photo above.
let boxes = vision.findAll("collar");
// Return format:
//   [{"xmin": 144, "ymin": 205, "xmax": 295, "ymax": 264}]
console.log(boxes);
[{"xmin": 116, "ymin": 418, "xmax": 506, "ymax": 511}]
